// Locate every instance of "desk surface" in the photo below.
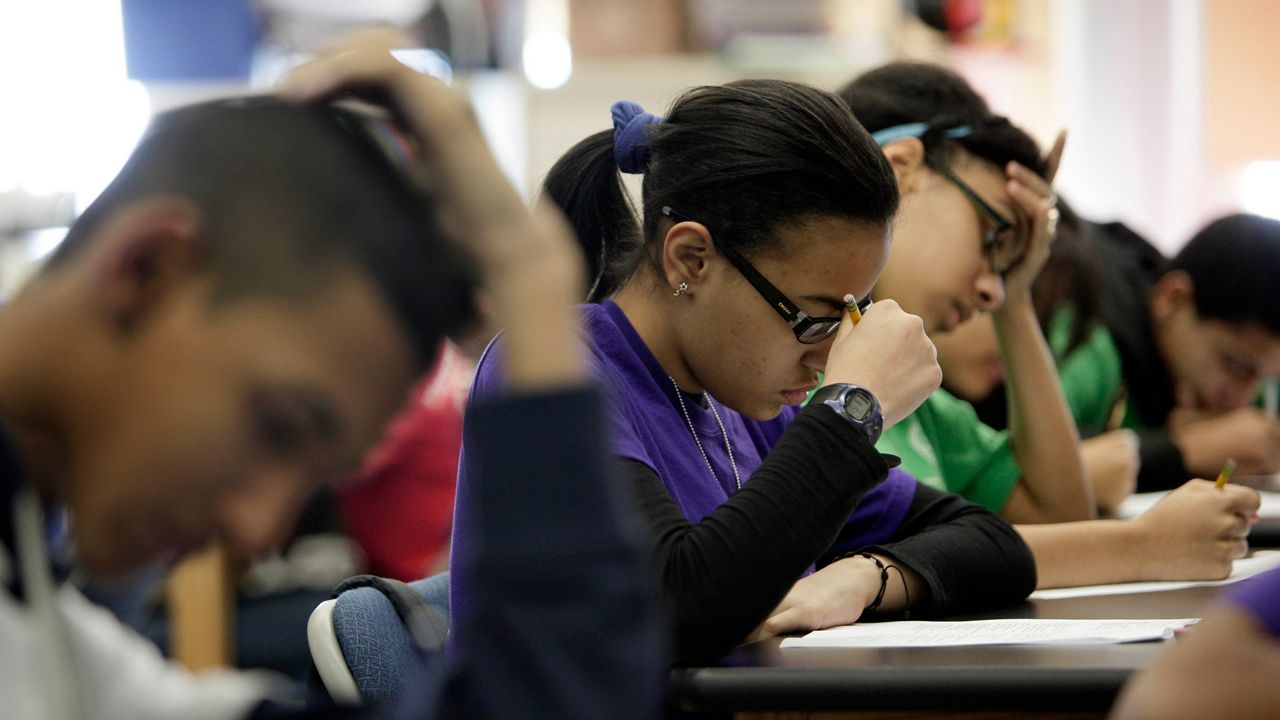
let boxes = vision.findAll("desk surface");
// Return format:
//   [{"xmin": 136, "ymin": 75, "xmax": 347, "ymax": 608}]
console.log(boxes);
[{"xmin": 670, "ymin": 585, "xmax": 1224, "ymax": 714}]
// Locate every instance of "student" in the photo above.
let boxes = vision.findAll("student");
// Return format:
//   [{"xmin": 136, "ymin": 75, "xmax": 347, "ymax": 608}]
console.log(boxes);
[
  {"xmin": 451, "ymin": 79, "xmax": 1038, "ymax": 666},
  {"xmin": 932, "ymin": 201, "xmax": 1141, "ymax": 512},
  {"xmin": 0, "ymin": 33, "xmax": 661, "ymax": 720},
  {"xmin": 1065, "ymin": 213, "xmax": 1280, "ymax": 489},
  {"xmin": 1110, "ymin": 566, "xmax": 1280, "ymax": 719},
  {"xmin": 935, "ymin": 313, "xmax": 1141, "ymax": 512},
  {"xmin": 935, "ymin": 212, "xmax": 1280, "ymax": 501},
  {"xmin": 840, "ymin": 61, "xmax": 1088, "ymax": 525},
  {"xmin": 839, "ymin": 61, "xmax": 1260, "ymax": 589}
]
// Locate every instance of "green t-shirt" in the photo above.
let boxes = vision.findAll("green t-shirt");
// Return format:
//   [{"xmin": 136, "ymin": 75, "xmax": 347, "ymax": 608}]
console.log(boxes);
[
  {"xmin": 877, "ymin": 387, "xmax": 1023, "ymax": 511},
  {"xmin": 1049, "ymin": 309, "xmax": 1134, "ymax": 434},
  {"xmin": 879, "ymin": 308, "xmax": 1131, "ymax": 512}
]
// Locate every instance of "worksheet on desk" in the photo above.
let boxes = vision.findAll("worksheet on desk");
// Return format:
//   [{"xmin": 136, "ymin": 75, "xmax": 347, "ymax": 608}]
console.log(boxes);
[
  {"xmin": 1116, "ymin": 485, "xmax": 1280, "ymax": 519},
  {"xmin": 779, "ymin": 618, "xmax": 1197, "ymax": 648},
  {"xmin": 1028, "ymin": 550, "xmax": 1280, "ymax": 600}
]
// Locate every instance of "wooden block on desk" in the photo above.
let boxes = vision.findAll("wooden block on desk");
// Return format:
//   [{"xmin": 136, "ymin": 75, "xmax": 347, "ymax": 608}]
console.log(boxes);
[{"xmin": 168, "ymin": 542, "xmax": 235, "ymax": 671}]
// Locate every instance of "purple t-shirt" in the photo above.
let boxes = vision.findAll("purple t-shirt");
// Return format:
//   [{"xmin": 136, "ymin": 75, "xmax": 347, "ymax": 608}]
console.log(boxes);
[
  {"xmin": 450, "ymin": 301, "xmax": 917, "ymax": 613},
  {"xmin": 1225, "ymin": 566, "xmax": 1280, "ymax": 637}
]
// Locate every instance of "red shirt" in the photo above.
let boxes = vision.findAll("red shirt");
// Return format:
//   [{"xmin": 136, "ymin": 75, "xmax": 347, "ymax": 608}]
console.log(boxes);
[{"xmin": 338, "ymin": 343, "xmax": 472, "ymax": 581}]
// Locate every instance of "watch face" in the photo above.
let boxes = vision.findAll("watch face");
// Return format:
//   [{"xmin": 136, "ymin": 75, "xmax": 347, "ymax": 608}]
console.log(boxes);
[{"xmin": 845, "ymin": 391, "xmax": 874, "ymax": 420}]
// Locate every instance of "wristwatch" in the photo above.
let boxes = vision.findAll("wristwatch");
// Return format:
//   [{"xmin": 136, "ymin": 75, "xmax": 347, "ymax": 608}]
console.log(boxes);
[{"xmin": 809, "ymin": 383, "xmax": 884, "ymax": 445}]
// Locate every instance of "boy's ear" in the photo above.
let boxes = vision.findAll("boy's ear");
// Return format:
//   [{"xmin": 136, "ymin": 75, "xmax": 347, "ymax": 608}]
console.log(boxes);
[
  {"xmin": 88, "ymin": 195, "xmax": 208, "ymax": 335},
  {"xmin": 880, "ymin": 138, "xmax": 925, "ymax": 196},
  {"xmin": 1150, "ymin": 269, "xmax": 1195, "ymax": 323}
]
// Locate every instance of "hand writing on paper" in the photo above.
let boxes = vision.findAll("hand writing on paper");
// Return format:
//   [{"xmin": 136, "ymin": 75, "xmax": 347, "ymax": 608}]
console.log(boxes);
[{"xmin": 1134, "ymin": 479, "xmax": 1261, "ymax": 580}]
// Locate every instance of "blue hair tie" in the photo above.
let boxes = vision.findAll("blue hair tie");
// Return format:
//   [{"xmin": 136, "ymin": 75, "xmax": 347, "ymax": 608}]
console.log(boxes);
[
  {"xmin": 871, "ymin": 122, "xmax": 971, "ymax": 147},
  {"xmin": 611, "ymin": 100, "xmax": 662, "ymax": 174}
]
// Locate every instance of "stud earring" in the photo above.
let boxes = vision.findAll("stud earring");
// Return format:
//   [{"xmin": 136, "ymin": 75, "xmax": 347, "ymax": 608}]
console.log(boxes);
[{"xmin": 673, "ymin": 282, "xmax": 688, "ymax": 297}]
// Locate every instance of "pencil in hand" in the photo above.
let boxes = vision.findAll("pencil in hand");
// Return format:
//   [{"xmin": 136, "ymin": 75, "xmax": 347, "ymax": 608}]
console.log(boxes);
[
  {"xmin": 844, "ymin": 294, "xmax": 864, "ymax": 325},
  {"xmin": 1214, "ymin": 458, "xmax": 1238, "ymax": 489}
]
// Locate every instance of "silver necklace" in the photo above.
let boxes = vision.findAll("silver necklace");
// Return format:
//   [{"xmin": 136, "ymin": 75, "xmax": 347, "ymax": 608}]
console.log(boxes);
[{"xmin": 669, "ymin": 376, "xmax": 742, "ymax": 491}]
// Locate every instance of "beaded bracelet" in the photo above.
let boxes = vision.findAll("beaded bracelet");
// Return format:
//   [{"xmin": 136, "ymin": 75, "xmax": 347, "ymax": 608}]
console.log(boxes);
[{"xmin": 855, "ymin": 552, "xmax": 890, "ymax": 613}]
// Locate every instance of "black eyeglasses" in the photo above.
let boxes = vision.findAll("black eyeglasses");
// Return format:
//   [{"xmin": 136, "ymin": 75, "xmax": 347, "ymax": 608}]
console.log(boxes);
[
  {"xmin": 661, "ymin": 206, "xmax": 870, "ymax": 344},
  {"xmin": 927, "ymin": 160, "xmax": 1025, "ymax": 275}
]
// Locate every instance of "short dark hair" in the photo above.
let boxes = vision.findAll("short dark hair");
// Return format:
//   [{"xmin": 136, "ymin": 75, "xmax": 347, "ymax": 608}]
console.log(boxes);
[
  {"xmin": 539, "ymin": 80, "xmax": 900, "ymax": 302},
  {"xmin": 1168, "ymin": 213, "xmax": 1280, "ymax": 336},
  {"xmin": 48, "ymin": 96, "xmax": 478, "ymax": 368},
  {"xmin": 838, "ymin": 61, "xmax": 1046, "ymax": 178}
]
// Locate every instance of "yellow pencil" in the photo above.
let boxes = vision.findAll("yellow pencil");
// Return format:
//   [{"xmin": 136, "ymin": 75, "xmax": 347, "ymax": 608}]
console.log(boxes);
[
  {"xmin": 843, "ymin": 294, "xmax": 864, "ymax": 325},
  {"xmin": 1214, "ymin": 458, "xmax": 1237, "ymax": 489}
]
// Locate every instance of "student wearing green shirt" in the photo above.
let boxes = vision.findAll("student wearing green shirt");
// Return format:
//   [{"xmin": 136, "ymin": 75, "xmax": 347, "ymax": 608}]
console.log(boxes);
[
  {"xmin": 935, "ymin": 302, "xmax": 1142, "ymax": 513},
  {"xmin": 841, "ymin": 62, "xmax": 1089, "ymax": 526},
  {"xmin": 839, "ymin": 62, "xmax": 1260, "ymax": 589},
  {"xmin": 937, "ymin": 213, "xmax": 1280, "ymax": 500}
]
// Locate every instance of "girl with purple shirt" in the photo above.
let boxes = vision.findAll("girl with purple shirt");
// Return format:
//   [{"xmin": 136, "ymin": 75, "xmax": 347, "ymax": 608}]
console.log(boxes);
[{"xmin": 452, "ymin": 80, "xmax": 1037, "ymax": 664}]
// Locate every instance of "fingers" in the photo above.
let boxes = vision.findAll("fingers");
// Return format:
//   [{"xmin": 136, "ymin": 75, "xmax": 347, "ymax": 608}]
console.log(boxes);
[
  {"xmin": 1216, "ymin": 510, "xmax": 1252, "ymax": 540},
  {"xmin": 1223, "ymin": 485, "xmax": 1263, "ymax": 516},
  {"xmin": 831, "ymin": 300, "xmax": 860, "ymax": 345},
  {"xmin": 278, "ymin": 37, "xmax": 489, "ymax": 177},
  {"xmin": 1043, "ymin": 130, "xmax": 1068, "ymax": 183},
  {"xmin": 1007, "ymin": 162, "xmax": 1054, "ymax": 201},
  {"xmin": 760, "ymin": 607, "xmax": 805, "ymax": 639},
  {"xmin": 743, "ymin": 623, "xmax": 770, "ymax": 645},
  {"xmin": 1006, "ymin": 177, "xmax": 1054, "ymax": 232},
  {"xmin": 1231, "ymin": 537, "xmax": 1250, "ymax": 560},
  {"xmin": 278, "ymin": 34, "xmax": 546, "ymax": 274},
  {"xmin": 285, "ymin": 48, "xmax": 478, "ymax": 162}
]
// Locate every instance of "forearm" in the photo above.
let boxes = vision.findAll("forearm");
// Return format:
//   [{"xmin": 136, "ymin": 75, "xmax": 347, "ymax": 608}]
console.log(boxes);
[
  {"xmin": 855, "ymin": 484, "xmax": 1036, "ymax": 615},
  {"xmin": 1112, "ymin": 608, "xmax": 1280, "ymax": 720},
  {"xmin": 993, "ymin": 293, "xmax": 1093, "ymax": 522},
  {"xmin": 634, "ymin": 407, "xmax": 888, "ymax": 663},
  {"xmin": 448, "ymin": 388, "xmax": 662, "ymax": 719},
  {"xmin": 485, "ymin": 233, "xmax": 588, "ymax": 391},
  {"xmin": 1016, "ymin": 520, "xmax": 1148, "ymax": 589}
]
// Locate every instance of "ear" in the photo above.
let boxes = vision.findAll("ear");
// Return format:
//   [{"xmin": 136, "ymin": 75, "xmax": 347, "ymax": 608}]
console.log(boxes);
[
  {"xmin": 1149, "ymin": 270, "xmax": 1196, "ymax": 324},
  {"xmin": 87, "ymin": 195, "xmax": 208, "ymax": 335},
  {"xmin": 659, "ymin": 220, "xmax": 715, "ymax": 296},
  {"xmin": 880, "ymin": 138, "xmax": 926, "ymax": 196}
]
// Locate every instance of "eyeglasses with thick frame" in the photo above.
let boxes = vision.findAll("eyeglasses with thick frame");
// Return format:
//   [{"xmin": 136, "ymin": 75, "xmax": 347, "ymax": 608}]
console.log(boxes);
[
  {"xmin": 661, "ymin": 206, "xmax": 871, "ymax": 344},
  {"xmin": 926, "ymin": 159, "xmax": 1026, "ymax": 275}
]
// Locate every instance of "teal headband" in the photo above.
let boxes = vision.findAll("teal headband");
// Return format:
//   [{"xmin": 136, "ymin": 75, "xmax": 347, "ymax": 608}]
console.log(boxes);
[{"xmin": 871, "ymin": 122, "xmax": 972, "ymax": 147}]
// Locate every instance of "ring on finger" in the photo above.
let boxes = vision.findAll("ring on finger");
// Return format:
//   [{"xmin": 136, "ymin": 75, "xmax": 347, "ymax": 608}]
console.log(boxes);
[{"xmin": 1045, "ymin": 206, "xmax": 1061, "ymax": 236}]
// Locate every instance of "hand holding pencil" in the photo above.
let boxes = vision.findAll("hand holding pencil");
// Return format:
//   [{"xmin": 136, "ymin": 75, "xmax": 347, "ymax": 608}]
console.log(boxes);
[
  {"xmin": 1214, "ymin": 458, "xmax": 1238, "ymax": 489},
  {"xmin": 821, "ymin": 298, "xmax": 940, "ymax": 430}
]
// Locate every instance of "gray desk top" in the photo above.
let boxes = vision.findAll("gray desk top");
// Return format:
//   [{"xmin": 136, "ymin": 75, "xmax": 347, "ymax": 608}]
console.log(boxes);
[{"xmin": 669, "ymin": 585, "xmax": 1225, "ymax": 713}]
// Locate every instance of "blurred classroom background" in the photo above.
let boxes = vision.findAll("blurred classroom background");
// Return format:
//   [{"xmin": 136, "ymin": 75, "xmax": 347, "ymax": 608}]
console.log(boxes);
[{"xmin": 2, "ymin": 0, "xmax": 1279, "ymax": 297}]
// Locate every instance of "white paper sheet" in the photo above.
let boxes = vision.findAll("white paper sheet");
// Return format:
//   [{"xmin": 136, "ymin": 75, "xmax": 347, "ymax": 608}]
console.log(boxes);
[
  {"xmin": 779, "ymin": 618, "xmax": 1197, "ymax": 648},
  {"xmin": 1116, "ymin": 489, "xmax": 1280, "ymax": 519},
  {"xmin": 1029, "ymin": 550, "xmax": 1280, "ymax": 600}
]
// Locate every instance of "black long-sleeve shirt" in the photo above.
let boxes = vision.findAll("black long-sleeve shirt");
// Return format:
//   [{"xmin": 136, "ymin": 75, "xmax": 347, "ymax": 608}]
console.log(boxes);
[{"xmin": 626, "ymin": 405, "xmax": 1037, "ymax": 666}]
